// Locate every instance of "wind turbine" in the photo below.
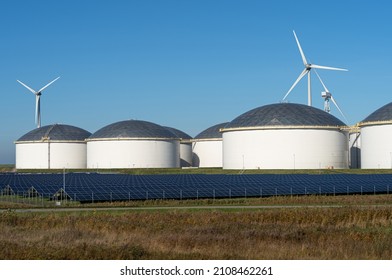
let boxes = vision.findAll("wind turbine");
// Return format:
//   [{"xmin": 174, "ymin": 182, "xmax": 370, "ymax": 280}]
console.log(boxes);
[
  {"xmin": 314, "ymin": 70, "xmax": 348, "ymax": 124},
  {"xmin": 282, "ymin": 30, "xmax": 348, "ymax": 106},
  {"xmin": 17, "ymin": 76, "xmax": 60, "ymax": 128}
]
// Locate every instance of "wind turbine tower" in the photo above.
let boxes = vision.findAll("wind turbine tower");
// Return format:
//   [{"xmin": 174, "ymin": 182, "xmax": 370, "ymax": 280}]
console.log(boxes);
[
  {"xmin": 282, "ymin": 31, "xmax": 348, "ymax": 106},
  {"xmin": 17, "ymin": 77, "xmax": 60, "ymax": 128}
]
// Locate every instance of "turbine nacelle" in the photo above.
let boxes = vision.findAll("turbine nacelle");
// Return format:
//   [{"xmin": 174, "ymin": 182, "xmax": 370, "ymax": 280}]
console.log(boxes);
[{"xmin": 321, "ymin": 91, "xmax": 332, "ymax": 99}]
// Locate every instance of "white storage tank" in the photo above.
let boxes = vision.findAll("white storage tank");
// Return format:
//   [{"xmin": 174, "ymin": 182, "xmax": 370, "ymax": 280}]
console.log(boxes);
[
  {"xmin": 359, "ymin": 102, "xmax": 392, "ymax": 169},
  {"xmin": 87, "ymin": 120, "xmax": 180, "ymax": 169},
  {"xmin": 192, "ymin": 122, "xmax": 228, "ymax": 168},
  {"xmin": 164, "ymin": 126, "xmax": 193, "ymax": 167},
  {"xmin": 222, "ymin": 103, "xmax": 348, "ymax": 170},
  {"xmin": 15, "ymin": 124, "xmax": 91, "ymax": 169}
]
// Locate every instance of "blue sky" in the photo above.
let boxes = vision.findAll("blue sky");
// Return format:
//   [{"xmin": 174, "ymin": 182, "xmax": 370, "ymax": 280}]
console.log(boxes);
[{"xmin": 1, "ymin": 0, "xmax": 392, "ymax": 164}]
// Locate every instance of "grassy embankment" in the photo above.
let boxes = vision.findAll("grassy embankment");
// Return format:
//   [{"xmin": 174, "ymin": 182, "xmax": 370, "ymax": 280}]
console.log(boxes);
[{"xmin": 1, "ymin": 194, "xmax": 392, "ymax": 260}]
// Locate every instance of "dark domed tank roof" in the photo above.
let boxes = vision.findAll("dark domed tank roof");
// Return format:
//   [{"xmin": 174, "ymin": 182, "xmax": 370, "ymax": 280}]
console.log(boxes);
[
  {"xmin": 163, "ymin": 126, "xmax": 192, "ymax": 140},
  {"xmin": 360, "ymin": 102, "xmax": 392, "ymax": 124},
  {"xmin": 224, "ymin": 103, "xmax": 346, "ymax": 129},
  {"xmin": 194, "ymin": 122, "xmax": 229, "ymax": 139},
  {"xmin": 17, "ymin": 124, "xmax": 91, "ymax": 142},
  {"xmin": 89, "ymin": 120, "xmax": 178, "ymax": 139}
]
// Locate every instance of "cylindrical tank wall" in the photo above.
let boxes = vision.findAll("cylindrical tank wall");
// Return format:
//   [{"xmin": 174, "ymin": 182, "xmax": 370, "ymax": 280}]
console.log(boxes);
[
  {"xmin": 361, "ymin": 124, "xmax": 392, "ymax": 169},
  {"xmin": 16, "ymin": 142, "xmax": 87, "ymax": 169},
  {"xmin": 180, "ymin": 143, "xmax": 193, "ymax": 167},
  {"xmin": 192, "ymin": 140, "xmax": 222, "ymax": 168},
  {"xmin": 223, "ymin": 129, "xmax": 348, "ymax": 169},
  {"xmin": 16, "ymin": 143, "xmax": 48, "ymax": 169},
  {"xmin": 349, "ymin": 131, "xmax": 361, "ymax": 169},
  {"xmin": 87, "ymin": 139, "xmax": 180, "ymax": 168}
]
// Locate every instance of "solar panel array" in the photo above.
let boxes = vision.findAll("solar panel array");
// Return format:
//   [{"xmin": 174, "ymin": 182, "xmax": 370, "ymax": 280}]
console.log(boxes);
[{"xmin": 1, "ymin": 172, "xmax": 392, "ymax": 202}]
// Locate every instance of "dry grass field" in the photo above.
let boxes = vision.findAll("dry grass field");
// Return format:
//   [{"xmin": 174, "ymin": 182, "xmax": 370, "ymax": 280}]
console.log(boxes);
[{"xmin": 1, "ymin": 194, "xmax": 392, "ymax": 260}]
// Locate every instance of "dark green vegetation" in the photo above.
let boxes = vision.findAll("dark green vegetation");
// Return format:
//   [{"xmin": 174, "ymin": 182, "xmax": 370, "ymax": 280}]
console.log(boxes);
[
  {"xmin": 5, "ymin": 165, "xmax": 392, "ymax": 175},
  {"xmin": 1, "ymin": 194, "xmax": 392, "ymax": 260},
  {"xmin": 2, "ymin": 193, "xmax": 392, "ymax": 209},
  {"xmin": 0, "ymin": 165, "xmax": 14, "ymax": 172}
]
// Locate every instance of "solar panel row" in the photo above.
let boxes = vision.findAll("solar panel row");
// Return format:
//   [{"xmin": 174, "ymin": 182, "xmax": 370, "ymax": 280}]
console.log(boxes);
[{"xmin": 0, "ymin": 173, "xmax": 392, "ymax": 202}]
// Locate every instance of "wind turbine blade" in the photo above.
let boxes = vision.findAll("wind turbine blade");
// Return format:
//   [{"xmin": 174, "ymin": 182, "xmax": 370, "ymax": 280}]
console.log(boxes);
[
  {"xmin": 311, "ymin": 64, "xmax": 348, "ymax": 71},
  {"xmin": 331, "ymin": 96, "xmax": 348, "ymax": 124},
  {"xmin": 293, "ymin": 30, "xmax": 308, "ymax": 66},
  {"xmin": 282, "ymin": 68, "xmax": 308, "ymax": 101},
  {"xmin": 314, "ymin": 70, "xmax": 329, "ymax": 92},
  {"xmin": 38, "ymin": 76, "xmax": 60, "ymax": 93},
  {"xmin": 17, "ymin": 80, "xmax": 37, "ymax": 94}
]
